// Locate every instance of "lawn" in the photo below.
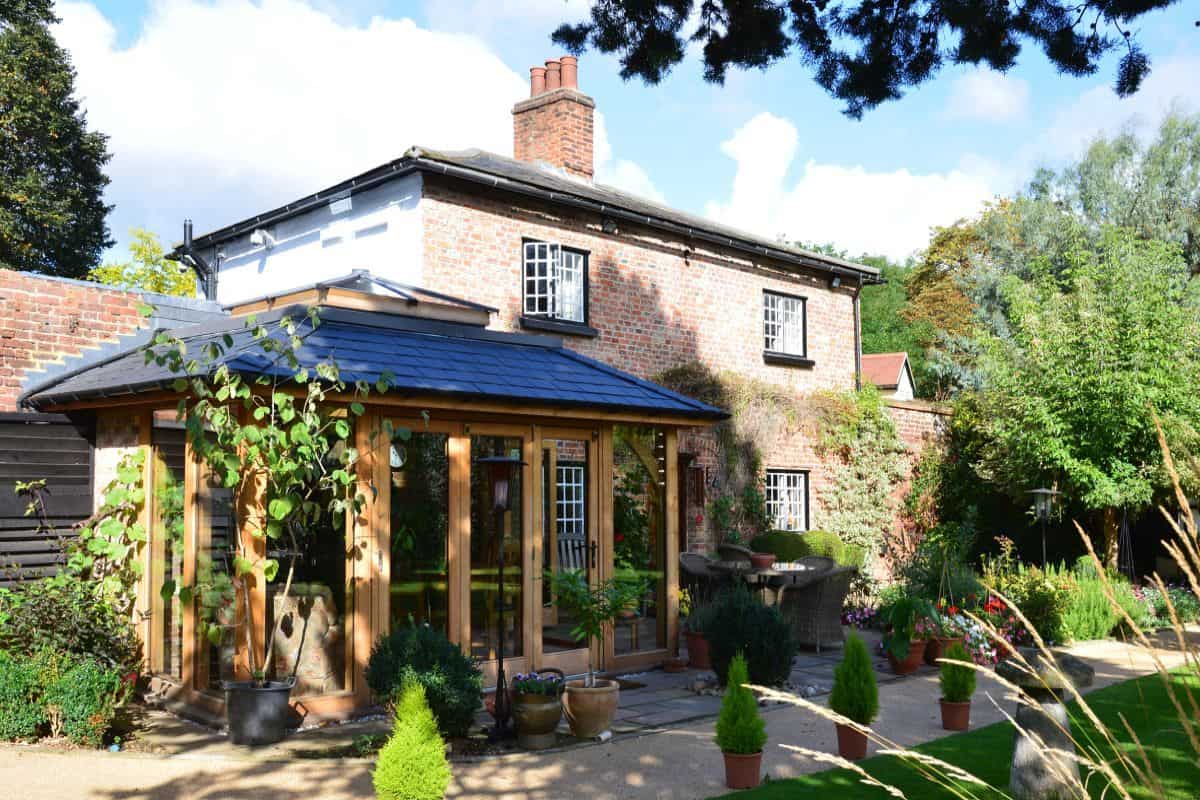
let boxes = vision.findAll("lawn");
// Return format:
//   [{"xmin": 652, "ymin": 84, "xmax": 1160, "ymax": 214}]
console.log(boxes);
[{"xmin": 718, "ymin": 668, "xmax": 1200, "ymax": 799}]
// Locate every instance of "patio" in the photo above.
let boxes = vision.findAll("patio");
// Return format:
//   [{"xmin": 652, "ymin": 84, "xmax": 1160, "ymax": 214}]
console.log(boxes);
[{"xmin": 1, "ymin": 633, "xmax": 1192, "ymax": 800}]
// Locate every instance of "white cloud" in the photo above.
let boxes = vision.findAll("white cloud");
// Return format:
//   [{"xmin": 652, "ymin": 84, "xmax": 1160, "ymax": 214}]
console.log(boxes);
[
  {"xmin": 54, "ymin": 0, "xmax": 653, "ymax": 255},
  {"xmin": 593, "ymin": 111, "xmax": 665, "ymax": 203},
  {"xmin": 943, "ymin": 67, "xmax": 1030, "ymax": 122},
  {"xmin": 423, "ymin": 0, "xmax": 591, "ymax": 38},
  {"xmin": 1031, "ymin": 54, "xmax": 1200, "ymax": 161},
  {"xmin": 705, "ymin": 112, "xmax": 996, "ymax": 261}
]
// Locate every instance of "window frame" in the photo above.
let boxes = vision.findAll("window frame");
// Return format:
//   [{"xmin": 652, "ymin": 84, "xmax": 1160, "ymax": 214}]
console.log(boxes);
[
  {"xmin": 764, "ymin": 468, "xmax": 810, "ymax": 532},
  {"xmin": 520, "ymin": 237, "xmax": 596, "ymax": 336},
  {"xmin": 762, "ymin": 289, "xmax": 813, "ymax": 367}
]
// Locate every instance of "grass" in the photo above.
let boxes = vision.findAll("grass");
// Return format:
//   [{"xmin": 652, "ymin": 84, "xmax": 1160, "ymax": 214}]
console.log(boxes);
[{"xmin": 718, "ymin": 668, "xmax": 1200, "ymax": 799}]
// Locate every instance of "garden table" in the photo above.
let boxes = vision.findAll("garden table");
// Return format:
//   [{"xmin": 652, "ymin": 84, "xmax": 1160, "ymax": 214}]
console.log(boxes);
[{"xmin": 709, "ymin": 561, "xmax": 822, "ymax": 605}]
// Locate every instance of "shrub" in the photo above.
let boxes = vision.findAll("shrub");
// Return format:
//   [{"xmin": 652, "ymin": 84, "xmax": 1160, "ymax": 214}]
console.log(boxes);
[
  {"xmin": 366, "ymin": 623, "xmax": 482, "ymax": 738},
  {"xmin": 684, "ymin": 600, "xmax": 718, "ymax": 635},
  {"xmin": 988, "ymin": 564, "xmax": 1072, "ymax": 645},
  {"xmin": 1063, "ymin": 576, "xmax": 1119, "ymax": 641},
  {"xmin": 1111, "ymin": 582, "xmax": 1156, "ymax": 635},
  {"xmin": 43, "ymin": 657, "xmax": 124, "ymax": 746},
  {"xmin": 373, "ymin": 683, "xmax": 451, "ymax": 800},
  {"xmin": 0, "ymin": 649, "xmax": 45, "ymax": 741},
  {"xmin": 938, "ymin": 642, "xmax": 975, "ymax": 703},
  {"xmin": 714, "ymin": 653, "xmax": 766, "ymax": 755},
  {"xmin": 750, "ymin": 530, "xmax": 866, "ymax": 569},
  {"xmin": 1143, "ymin": 585, "xmax": 1200, "ymax": 626},
  {"xmin": 898, "ymin": 522, "xmax": 980, "ymax": 602},
  {"xmin": 0, "ymin": 576, "xmax": 141, "ymax": 673},
  {"xmin": 829, "ymin": 632, "xmax": 878, "ymax": 725},
  {"xmin": 704, "ymin": 585, "xmax": 797, "ymax": 687}
]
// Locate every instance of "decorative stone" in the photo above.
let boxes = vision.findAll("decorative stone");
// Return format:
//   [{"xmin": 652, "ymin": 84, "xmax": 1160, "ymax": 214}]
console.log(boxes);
[{"xmin": 997, "ymin": 648, "xmax": 1095, "ymax": 800}]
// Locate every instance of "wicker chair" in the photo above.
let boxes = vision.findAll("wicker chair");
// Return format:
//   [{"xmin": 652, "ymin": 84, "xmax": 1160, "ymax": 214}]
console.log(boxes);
[
  {"xmin": 716, "ymin": 543, "xmax": 754, "ymax": 565},
  {"xmin": 796, "ymin": 555, "xmax": 836, "ymax": 575},
  {"xmin": 778, "ymin": 566, "xmax": 856, "ymax": 652}
]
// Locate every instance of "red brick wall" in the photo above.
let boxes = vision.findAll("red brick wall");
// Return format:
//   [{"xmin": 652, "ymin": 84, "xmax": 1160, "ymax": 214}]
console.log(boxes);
[
  {"xmin": 420, "ymin": 176, "xmax": 859, "ymax": 549},
  {"xmin": 888, "ymin": 399, "xmax": 950, "ymax": 455},
  {"xmin": 0, "ymin": 269, "xmax": 148, "ymax": 411},
  {"xmin": 512, "ymin": 89, "xmax": 595, "ymax": 180}
]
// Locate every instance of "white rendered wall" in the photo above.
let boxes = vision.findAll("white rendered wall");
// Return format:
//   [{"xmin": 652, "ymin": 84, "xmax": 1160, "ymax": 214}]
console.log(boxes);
[
  {"xmin": 206, "ymin": 173, "xmax": 424, "ymax": 306},
  {"xmin": 893, "ymin": 365, "xmax": 915, "ymax": 401}
]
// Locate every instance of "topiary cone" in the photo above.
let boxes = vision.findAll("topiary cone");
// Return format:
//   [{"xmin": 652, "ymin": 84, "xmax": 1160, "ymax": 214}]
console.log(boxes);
[{"xmin": 374, "ymin": 683, "xmax": 451, "ymax": 800}]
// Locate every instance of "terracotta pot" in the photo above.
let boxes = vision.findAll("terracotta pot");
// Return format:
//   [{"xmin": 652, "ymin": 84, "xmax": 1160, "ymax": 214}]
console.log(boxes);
[
  {"xmin": 685, "ymin": 631, "xmax": 712, "ymax": 670},
  {"xmin": 562, "ymin": 679, "xmax": 619, "ymax": 739},
  {"xmin": 924, "ymin": 636, "xmax": 964, "ymax": 666},
  {"xmin": 939, "ymin": 698, "xmax": 970, "ymax": 731},
  {"xmin": 750, "ymin": 552, "xmax": 775, "ymax": 570},
  {"xmin": 887, "ymin": 640, "xmax": 927, "ymax": 675},
  {"xmin": 835, "ymin": 723, "xmax": 868, "ymax": 760},
  {"xmin": 722, "ymin": 751, "xmax": 763, "ymax": 789},
  {"xmin": 513, "ymin": 693, "xmax": 562, "ymax": 750}
]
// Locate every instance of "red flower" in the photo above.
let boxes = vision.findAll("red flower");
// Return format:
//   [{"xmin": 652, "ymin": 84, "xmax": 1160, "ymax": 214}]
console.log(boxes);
[
  {"xmin": 948, "ymin": 605, "xmax": 960, "ymax": 616},
  {"xmin": 123, "ymin": 671, "xmax": 139, "ymax": 686},
  {"xmin": 694, "ymin": 514, "xmax": 704, "ymax": 524},
  {"xmin": 615, "ymin": 534, "xmax": 625, "ymax": 543}
]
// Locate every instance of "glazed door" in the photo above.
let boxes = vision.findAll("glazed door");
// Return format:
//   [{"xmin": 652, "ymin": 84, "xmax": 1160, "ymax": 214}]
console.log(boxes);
[{"xmin": 538, "ymin": 431, "xmax": 597, "ymax": 677}]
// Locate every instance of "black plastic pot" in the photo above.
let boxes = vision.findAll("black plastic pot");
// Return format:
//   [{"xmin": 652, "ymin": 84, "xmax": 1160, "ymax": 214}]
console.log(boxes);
[{"xmin": 223, "ymin": 678, "xmax": 295, "ymax": 746}]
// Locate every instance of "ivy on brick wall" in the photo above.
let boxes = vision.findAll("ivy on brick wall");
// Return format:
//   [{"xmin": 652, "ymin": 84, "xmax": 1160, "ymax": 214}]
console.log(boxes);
[{"xmin": 811, "ymin": 386, "xmax": 908, "ymax": 594}]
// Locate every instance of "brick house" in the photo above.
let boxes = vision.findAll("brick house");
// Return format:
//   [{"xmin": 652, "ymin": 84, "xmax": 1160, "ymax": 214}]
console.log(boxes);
[
  {"xmin": 6, "ymin": 57, "xmax": 945, "ymax": 719},
  {"xmin": 175, "ymin": 57, "xmax": 883, "ymax": 556}
]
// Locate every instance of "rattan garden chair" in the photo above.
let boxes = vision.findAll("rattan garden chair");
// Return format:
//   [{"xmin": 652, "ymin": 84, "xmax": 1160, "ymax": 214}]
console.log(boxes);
[
  {"xmin": 680, "ymin": 552, "xmax": 720, "ymax": 604},
  {"xmin": 777, "ymin": 565, "xmax": 856, "ymax": 652}
]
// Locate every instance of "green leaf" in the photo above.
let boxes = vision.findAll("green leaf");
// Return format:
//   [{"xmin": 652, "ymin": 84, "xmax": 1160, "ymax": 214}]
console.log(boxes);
[
  {"xmin": 233, "ymin": 555, "xmax": 254, "ymax": 576},
  {"xmin": 349, "ymin": 401, "xmax": 365, "ymax": 417},
  {"xmin": 179, "ymin": 586, "xmax": 193, "ymax": 606},
  {"xmin": 207, "ymin": 625, "xmax": 223, "ymax": 646},
  {"xmin": 268, "ymin": 496, "xmax": 296, "ymax": 521},
  {"xmin": 263, "ymin": 559, "xmax": 280, "ymax": 582},
  {"xmin": 160, "ymin": 579, "xmax": 176, "ymax": 601}
]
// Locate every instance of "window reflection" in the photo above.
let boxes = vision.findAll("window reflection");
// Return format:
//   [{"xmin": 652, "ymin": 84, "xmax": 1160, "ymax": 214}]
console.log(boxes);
[
  {"xmin": 389, "ymin": 431, "xmax": 450, "ymax": 631},
  {"xmin": 613, "ymin": 425, "xmax": 667, "ymax": 655}
]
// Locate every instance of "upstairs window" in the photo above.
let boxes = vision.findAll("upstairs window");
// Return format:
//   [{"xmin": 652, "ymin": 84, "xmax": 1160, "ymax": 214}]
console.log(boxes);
[
  {"xmin": 523, "ymin": 240, "xmax": 587, "ymax": 325},
  {"xmin": 765, "ymin": 469, "xmax": 809, "ymax": 532},
  {"xmin": 763, "ymin": 290, "xmax": 807, "ymax": 358}
]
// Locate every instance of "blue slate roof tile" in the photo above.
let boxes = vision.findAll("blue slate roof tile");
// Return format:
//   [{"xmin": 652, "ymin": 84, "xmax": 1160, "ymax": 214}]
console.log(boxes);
[{"xmin": 21, "ymin": 306, "xmax": 726, "ymax": 421}]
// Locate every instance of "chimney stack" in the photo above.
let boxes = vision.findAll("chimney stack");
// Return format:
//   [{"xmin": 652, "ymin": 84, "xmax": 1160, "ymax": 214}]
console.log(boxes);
[{"xmin": 512, "ymin": 56, "xmax": 595, "ymax": 180}]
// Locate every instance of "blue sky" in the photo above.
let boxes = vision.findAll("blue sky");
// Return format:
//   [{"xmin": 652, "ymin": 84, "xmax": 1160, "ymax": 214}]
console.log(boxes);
[{"xmin": 63, "ymin": 1, "xmax": 1199, "ymax": 262}]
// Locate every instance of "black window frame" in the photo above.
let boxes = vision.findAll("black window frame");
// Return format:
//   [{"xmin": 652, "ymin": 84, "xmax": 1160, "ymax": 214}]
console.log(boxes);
[
  {"xmin": 519, "ymin": 237, "xmax": 597, "ymax": 337},
  {"xmin": 764, "ymin": 468, "xmax": 810, "ymax": 532},
  {"xmin": 762, "ymin": 289, "xmax": 813, "ymax": 367}
]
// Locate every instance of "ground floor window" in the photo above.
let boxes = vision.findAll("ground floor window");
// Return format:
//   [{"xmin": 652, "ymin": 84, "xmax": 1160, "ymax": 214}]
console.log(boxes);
[
  {"xmin": 765, "ymin": 469, "xmax": 809, "ymax": 532},
  {"xmin": 613, "ymin": 425, "xmax": 667, "ymax": 655},
  {"xmin": 151, "ymin": 413, "xmax": 185, "ymax": 679},
  {"xmin": 389, "ymin": 429, "xmax": 450, "ymax": 632}
]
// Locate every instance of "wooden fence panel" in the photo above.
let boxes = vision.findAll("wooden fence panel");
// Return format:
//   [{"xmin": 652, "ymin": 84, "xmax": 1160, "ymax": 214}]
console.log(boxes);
[{"xmin": 0, "ymin": 412, "xmax": 93, "ymax": 587}]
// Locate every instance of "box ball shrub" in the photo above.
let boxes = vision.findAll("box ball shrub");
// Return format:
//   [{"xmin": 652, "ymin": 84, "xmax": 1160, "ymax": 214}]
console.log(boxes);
[
  {"xmin": 705, "ymin": 585, "xmax": 797, "ymax": 687},
  {"xmin": 829, "ymin": 632, "xmax": 878, "ymax": 726},
  {"xmin": 366, "ymin": 622, "xmax": 482, "ymax": 738},
  {"xmin": 938, "ymin": 642, "xmax": 975, "ymax": 703},
  {"xmin": 44, "ymin": 657, "xmax": 125, "ymax": 746},
  {"xmin": 373, "ymin": 682, "xmax": 451, "ymax": 800},
  {"xmin": 0, "ymin": 649, "xmax": 46, "ymax": 741},
  {"xmin": 715, "ymin": 653, "xmax": 766, "ymax": 755}
]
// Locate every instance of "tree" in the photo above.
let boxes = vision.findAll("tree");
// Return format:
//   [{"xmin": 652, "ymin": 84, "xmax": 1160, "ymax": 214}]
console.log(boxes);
[
  {"xmin": 89, "ymin": 229, "xmax": 198, "ymax": 297},
  {"xmin": 969, "ymin": 227, "xmax": 1200, "ymax": 568},
  {"xmin": 554, "ymin": 0, "xmax": 1177, "ymax": 118},
  {"xmin": 0, "ymin": 2, "xmax": 112, "ymax": 278},
  {"xmin": 859, "ymin": 258, "xmax": 938, "ymax": 398}
]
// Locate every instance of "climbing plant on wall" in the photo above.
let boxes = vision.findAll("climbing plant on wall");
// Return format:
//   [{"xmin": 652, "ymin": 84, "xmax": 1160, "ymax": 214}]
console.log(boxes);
[{"xmin": 810, "ymin": 386, "xmax": 908, "ymax": 593}]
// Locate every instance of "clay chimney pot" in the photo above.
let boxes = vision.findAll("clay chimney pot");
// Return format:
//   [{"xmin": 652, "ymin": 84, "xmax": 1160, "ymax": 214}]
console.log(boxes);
[
  {"xmin": 560, "ymin": 56, "xmax": 578, "ymax": 89},
  {"xmin": 545, "ymin": 59, "xmax": 561, "ymax": 90},
  {"xmin": 530, "ymin": 66, "xmax": 546, "ymax": 96}
]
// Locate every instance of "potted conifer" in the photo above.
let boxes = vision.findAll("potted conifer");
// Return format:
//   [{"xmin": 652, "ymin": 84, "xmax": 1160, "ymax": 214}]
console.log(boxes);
[
  {"xmin": 373, "ymin": 682, "xmax": 451, "ymax": 800},
  {"xmin": 829, "ymin": 631, "xmax": 878, "ymax": 760},
  {"xmin": 547, "ymin": 569, "xmax": 646, "ymax": 739},
  {"xmin": 938, "ymin": 642, "xmax": 975, "ymax": 731},
  {"xmin": 715, "ymin": 652, "xmax": 767, "ymax": 789}
]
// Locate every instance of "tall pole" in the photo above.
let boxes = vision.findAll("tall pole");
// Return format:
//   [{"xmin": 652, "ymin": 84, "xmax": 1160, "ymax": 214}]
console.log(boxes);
[
  {"xmin": 491, "ymin": 502, "xmax": 512, "ymax": 740},
  {"xmin": 1041, "ymin": 515, "xmax": 1047, "ymax": 568}
]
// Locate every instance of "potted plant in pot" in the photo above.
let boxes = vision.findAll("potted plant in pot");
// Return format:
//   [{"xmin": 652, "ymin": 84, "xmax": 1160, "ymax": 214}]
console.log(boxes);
[
  {"xmin": 546, "ymin": 568, "xmax": 646, "ymax": 739},
  {"xmin": 938, "ymin": 642, "xmax": 975, "ymax": 730},
  {"xmin": 881, "ymin": 596, "xmax": 932, "ymax": 675},
  {"xmin": 716, "ymin": 652, "xmax": 767, "ymax": 789},
  {"xmin": 923, "ymin": 605, "xmax": 965, "ymax": 666},
  {"xmin": 156, "ymin": 311, "xmax": 389, "ymax": 745},
  {"xmin": 684, "ymin": 601, "xmax": 715, "ymax": 670},
  {"xmin": 511, "ymin": 670, "xmax": 564, "ymax": 750},
  {"xmin": 829, "ymin": 631, "xmax": 878, "ymax": 760}
]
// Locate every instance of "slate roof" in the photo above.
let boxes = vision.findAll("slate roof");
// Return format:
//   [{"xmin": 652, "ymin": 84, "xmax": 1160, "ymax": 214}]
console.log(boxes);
[
  {"xmin": 861, "ymin": 352, "xmax": 910, "ymax": 390},
  {"xmin": 20, "ymin": 306, "xmax": 727, "ymax": 421},
  {"xmin": 179, "ymin": 147, "xmax": 880, "ymax": 283}
]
